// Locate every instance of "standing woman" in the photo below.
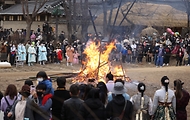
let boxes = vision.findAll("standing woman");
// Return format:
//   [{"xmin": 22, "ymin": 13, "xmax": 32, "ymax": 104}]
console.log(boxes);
[
  {"xmin": 0, "ymin": 84, "xmax": 17, "ymax": 120},
  {"xmin": 130, "ymin": 82, "xmax": 152, "ymax": 120},
  {"xmin": 10, "ymin": 44, "xmax": 17, "ymax": 66},
  {"xmin": 174, "ymin": 79, "xmax": 190, "ymax": 120},
  {"xmin": 7, "ymin": 85, "xmax": 36, "ymax": 120},
  {"xmin": 152, "ymin": 76, "xmax": 176, "ymax": 120},
  {"xmin": 66, "ymin": 45, "xmax": 74, "ymax": 66}
]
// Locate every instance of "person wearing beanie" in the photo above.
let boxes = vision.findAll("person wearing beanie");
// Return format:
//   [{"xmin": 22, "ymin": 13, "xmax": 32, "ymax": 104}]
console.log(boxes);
[
  {"xmin": 151, "ymin": 76, "xmax": 176, "ymax": 120},
  {"xmin": 130, "ymin": 82, "xmax": 152, "ymax": 120}
]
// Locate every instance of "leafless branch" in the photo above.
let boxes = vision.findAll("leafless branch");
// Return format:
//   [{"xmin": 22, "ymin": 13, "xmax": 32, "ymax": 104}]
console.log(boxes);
[{"xmin": 32, "ymin": 0, "xmax": 47, "ymax": 18}]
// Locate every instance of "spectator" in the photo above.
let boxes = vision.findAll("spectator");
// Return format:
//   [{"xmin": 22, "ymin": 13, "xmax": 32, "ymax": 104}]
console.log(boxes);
[
  {"xmin": 28, "ymin": 43, "xmax": 36, "ymax": 66},
  {"xmin": 66, "ymin": 45, "xmax": 74, "ymax": 66},
  {"xmin": 59, "ymin": 31, "xmax": 65, "ymax": 43},
  {"xmin": 130, "ymin": 82, "xmax": 152, "ymax": 120},
  {"xmin": 121, "ymin": 47, "xmax": 127, "ymax": 63},
  {"xmin": 36, "ymin": 71, "xmax": 54, "ymax": 95},
  {"xmin": 156, "ymin": 44, "xmax": 165, "ymax": 68},
  {"xmin": 78, "ymin": 84, "xmax": 87, "ymax": 100},
  {"xmin": 61, "ymin": 84, "xmax": 84, "ymax": 120},
  {"xmin": 79, "ymin": 88, "xmax": 106, "ymax": 120},
  {"xmin": 73, "ymin": 50, "xmax": 80, "ymax": 64},
  {"xmin": 97, "ymin": 82, "xmax": 108, "ymax": 105},
  {"xmin": 105, "ymin": 72, "xmax": 114, "ymax": 92},
  {"xmin": 38, "ymin": 43, "xmax": 47, "ymax": 65},
  {"xmin": 174, "ymin": 79, "xmax": 190, "ymax": 120},
  {"xmin": 107, "ymin": 79, "xmax": 130, "ymax": 102},
  {"xmin": 151, "ymin": 76, "xmax": 176, "ymax": 119},
  {"xmin": 106, "ymin": 81, "xmax": 133, "ymax": 120},
  {"xmin": 10, "ymin": 44, "xmax": 16, "ymax": 65},
  {"xmin": 7, "ymin": 85, "xmax": 36, "ymax": 120},
  {"xmin": 1, "ymin": 84, "xmax": 17, "ymax": 120},
  {"xmin": 176, "ymin": 47, "xmax": 184, "ymax": 66},
  {"xmin": 163, "ymin": 45, "xmax": 171, "ymax": 66},
  {"xmin": 33, "ymin": 84, "xmax": 52, "ymax": 120},
  {"xmin": 52, "ymin": 77, "xmax": 70, "ymax": 120}
]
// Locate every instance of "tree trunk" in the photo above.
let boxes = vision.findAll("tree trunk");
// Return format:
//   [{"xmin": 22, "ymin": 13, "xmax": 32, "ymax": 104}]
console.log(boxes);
[
  {"xmin": 73, "ymin": 0, "xmax": 77, "ymax": 32},
  {"xmin": 25, "ymin": 20, "xmax": 32, "ymax": 42},
  {"xmin": 55, "ymin": 15, "xmax": 58, "ymax": 41}
]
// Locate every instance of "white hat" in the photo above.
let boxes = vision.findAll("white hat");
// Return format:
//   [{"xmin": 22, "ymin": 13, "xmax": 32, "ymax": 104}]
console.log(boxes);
[{"xmin": 112, "ymin": 82, "xmax": 127, "ymax": 95}]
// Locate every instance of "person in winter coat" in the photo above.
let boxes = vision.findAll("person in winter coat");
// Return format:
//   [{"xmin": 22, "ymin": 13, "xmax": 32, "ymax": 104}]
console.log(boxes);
[
  {"xmin": 7, "ymin": 85, "xmax": 36, "ymax": 120},
  {"xmin": 52, "ymin": 77, "xmax": 70, "ymax": 120},
  {"xmin": 61, "ymin": 84, "xmax": 84, "ymax": 120},
  {"xmin": 36, "ymin": 71, "xmax": 54, "ymax": 95},
  {"xmin": 79, "ymin": 88, "xmax": 106, "ymax": 120},
  {"xmin": 176, "ymin": 47, "xmax": 184, "ymax": 66},
  {"xmin": 1, "ymin": 84, "xmax": 17, "ymax": 120},
  {"xmin": 174, "ymin": 79, "xmax": 190, "ymax": 120},
  {"xmin": 32, "ymin": 84, "xmax": 52, "ymax": 120},
  {"xmin": 106, "ymin": 82, "xmax": 133, "ymax": 120}
]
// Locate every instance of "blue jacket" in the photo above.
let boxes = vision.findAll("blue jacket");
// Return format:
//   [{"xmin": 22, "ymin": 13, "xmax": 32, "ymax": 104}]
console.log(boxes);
[
  {"xmin": 39, "ymin": 79, "xmax": 54, "ymax": 95},
  {"xmin": 121, "ymin": 48, "xmax": 127, "ymax": 55},
  {"xmin": 34, "ymin": 97, "xmax": 52, "ymax": 120}
]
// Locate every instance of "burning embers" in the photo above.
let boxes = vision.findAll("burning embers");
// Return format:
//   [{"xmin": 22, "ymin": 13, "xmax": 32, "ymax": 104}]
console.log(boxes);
[{"xmin": 73, "ymin": 41, "xmax": 128, "ymax": 83}]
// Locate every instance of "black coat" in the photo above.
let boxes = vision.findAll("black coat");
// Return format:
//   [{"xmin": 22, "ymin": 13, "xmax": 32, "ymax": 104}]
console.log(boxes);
[
  {"xmin": 61, "ymin": 96, "xmax": 84, "ymax": 120},
  {"xmin": 106, "ymin": 95, "xmax": 133, "ymax": 120},
  {"xmin": 79, "ymin": 98, "xmax": 106, "ymax": 120},
  {"xmin": 52, "ymin": 88, "xmax": 70, "ymax": 120}
]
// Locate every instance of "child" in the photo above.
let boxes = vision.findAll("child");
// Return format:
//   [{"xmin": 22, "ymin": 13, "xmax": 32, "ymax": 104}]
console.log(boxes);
[
  {"xmin": 73, "ymin": 50, "xmax": 80, "ymax": 64},
  {"xmin": 56, "ymin": 47, "xmax": 62, "ymax": 64}
]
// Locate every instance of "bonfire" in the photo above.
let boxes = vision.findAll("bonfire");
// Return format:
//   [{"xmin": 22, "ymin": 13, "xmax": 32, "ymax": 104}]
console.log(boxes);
[{"xmin": 73, "ymin": 40, "xmax": 127, "ymax": 83}]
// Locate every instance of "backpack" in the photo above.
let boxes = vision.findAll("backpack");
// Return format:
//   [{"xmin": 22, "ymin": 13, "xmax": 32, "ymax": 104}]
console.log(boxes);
[{"xmin": 4, "ymin": 96, "xmax": 17, "ymax": 120}]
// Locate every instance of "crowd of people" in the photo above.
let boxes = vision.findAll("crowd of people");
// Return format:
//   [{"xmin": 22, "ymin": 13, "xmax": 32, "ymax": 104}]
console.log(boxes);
[
  {"xmin": 0, "ymin": 71, "xmax": 189, "ymax": 120},
  {"xmin": 1, "ymin": 26, "xmax": 190, "ymax": 68},
  {"xmin": 0, "ymin": 29, "xmax": 84, "ymax": 67},
  {"xmin": 113, "ymin": 31, "xmax": 190, "ymax": 67}
]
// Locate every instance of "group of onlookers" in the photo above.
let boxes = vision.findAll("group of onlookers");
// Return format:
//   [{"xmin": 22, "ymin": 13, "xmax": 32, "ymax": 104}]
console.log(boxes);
[
  {"xmin": 112, "ymin": 32, "xmax": 190, "ymax": 67},
  {"xmin": 0, "ymin": 71, "xmax": 189, "ymax": 120}
]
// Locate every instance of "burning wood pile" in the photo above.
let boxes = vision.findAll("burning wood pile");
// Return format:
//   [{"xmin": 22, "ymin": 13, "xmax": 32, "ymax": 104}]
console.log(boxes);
[{"xmin": 73, "ymin": 40, "xmax": 128, "ymax": 83}]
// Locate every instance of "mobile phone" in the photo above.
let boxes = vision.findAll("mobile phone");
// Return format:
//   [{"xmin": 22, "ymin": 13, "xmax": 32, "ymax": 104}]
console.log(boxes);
[{"xmin": 30, "ymin": 85, "xmax": 36, "ymax": 92}]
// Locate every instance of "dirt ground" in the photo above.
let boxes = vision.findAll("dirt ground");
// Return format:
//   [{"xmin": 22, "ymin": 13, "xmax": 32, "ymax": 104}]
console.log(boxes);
[{"xmin": 0, "ymin": 60, "xmax": 190, "ymax": 119}]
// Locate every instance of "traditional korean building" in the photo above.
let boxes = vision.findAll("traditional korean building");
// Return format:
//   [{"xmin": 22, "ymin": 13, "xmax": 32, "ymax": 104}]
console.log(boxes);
[{"xmin": 0, "ymin": 0, "xmax": 67, "ymax": 34}]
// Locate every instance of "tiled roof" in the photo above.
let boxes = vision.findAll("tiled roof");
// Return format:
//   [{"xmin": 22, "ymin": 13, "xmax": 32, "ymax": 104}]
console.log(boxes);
[{"xmin": 0, "ymin": 0, "xmax": 63, "ymax": 15}]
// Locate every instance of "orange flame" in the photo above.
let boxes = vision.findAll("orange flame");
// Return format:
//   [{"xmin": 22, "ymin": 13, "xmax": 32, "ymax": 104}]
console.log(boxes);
[{"xmin": 73, "ymin": 40, "xmax": 127, "ymax": 83}]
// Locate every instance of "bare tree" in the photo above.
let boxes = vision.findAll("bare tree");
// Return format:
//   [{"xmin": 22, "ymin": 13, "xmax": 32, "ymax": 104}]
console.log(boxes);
[
  {"xmin": 182, "ymin": 0, "xmax": 190, "ymax": 29},
  {"xmin": 21, "ymin": 0, "xmax": 47, "ymax": 42}
]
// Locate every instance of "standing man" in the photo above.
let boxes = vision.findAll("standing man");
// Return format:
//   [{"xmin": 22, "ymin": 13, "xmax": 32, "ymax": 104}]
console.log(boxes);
[
  {"xmin": 59, "ymin": 31, "xmax": 65, "ymax": 43},
  {"xmin": 156, "ymin": 44, "xmax": 165, "ymax": 68},
  {"xmin": 52, "ymin": 77, "xmax": 70, "ymax": 120},
  {"xmin": 61, "ymin": 84, "xmax": 84, "ymax": 120}
]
